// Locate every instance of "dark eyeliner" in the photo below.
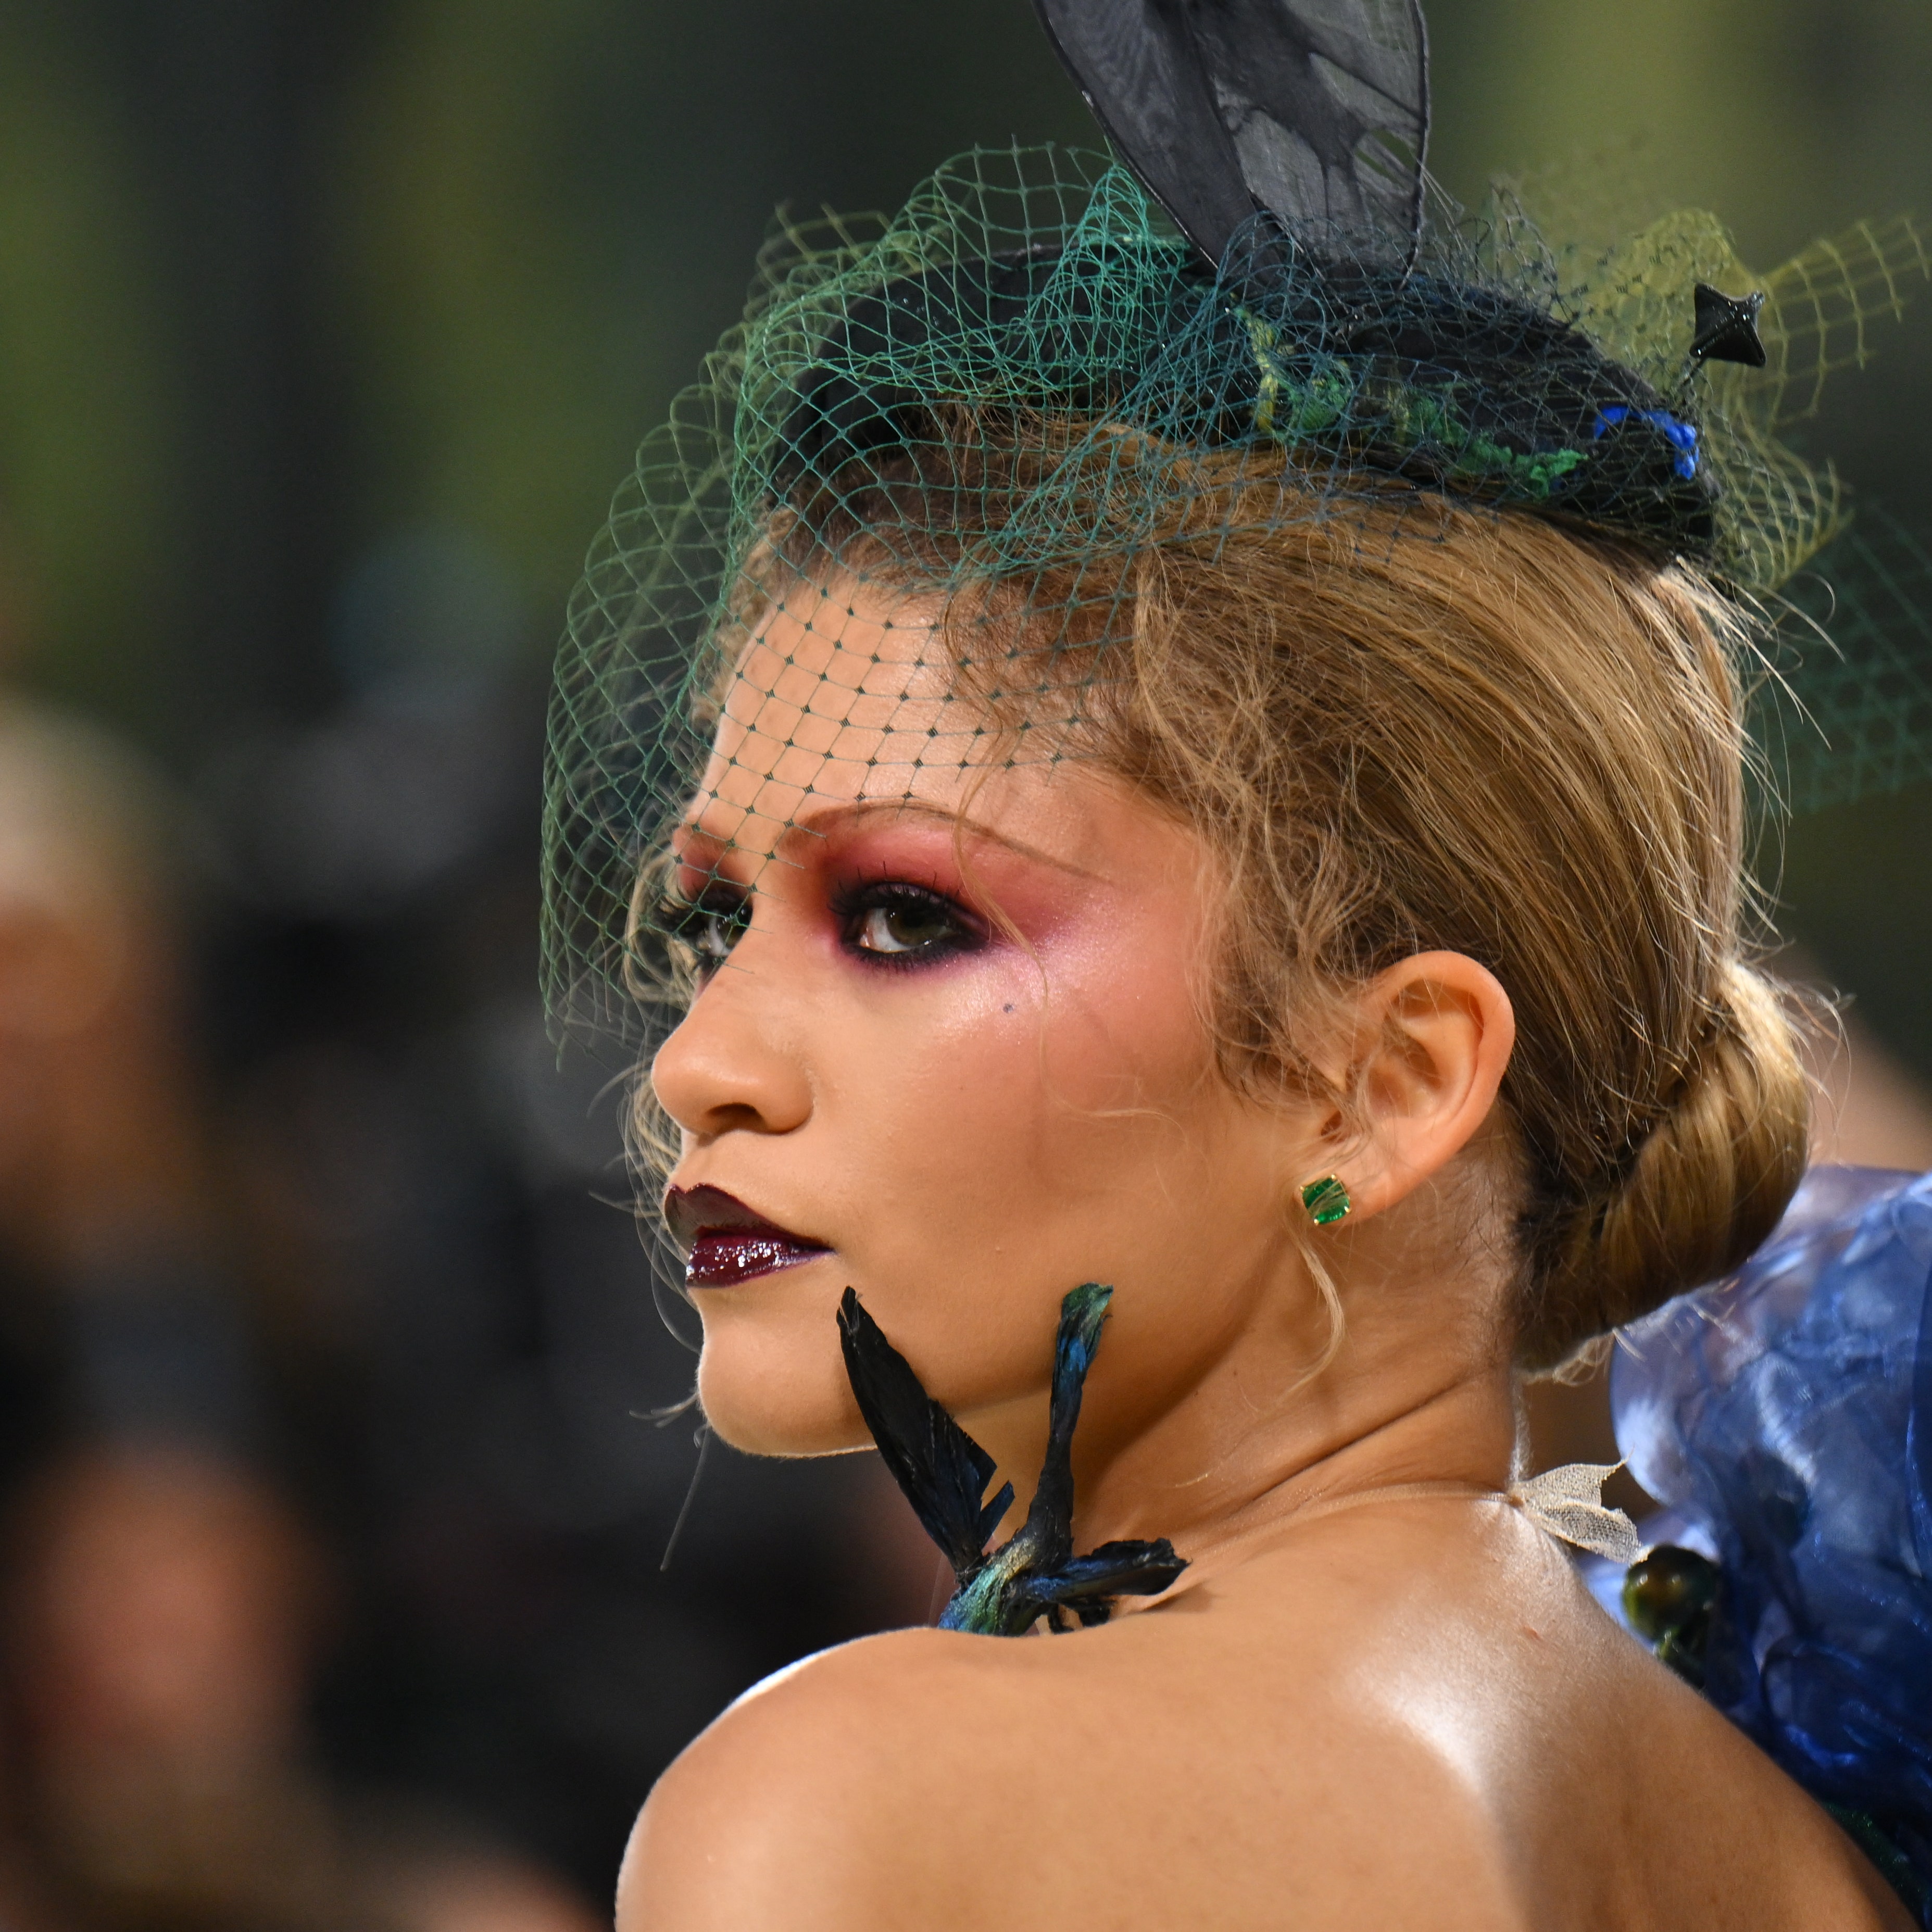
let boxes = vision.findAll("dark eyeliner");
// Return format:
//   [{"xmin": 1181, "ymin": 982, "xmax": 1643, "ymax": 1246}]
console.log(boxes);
[
  {"xmin": 827, "ymin": 877, "xmax": 987, "ymax": 970},
  {"xmin": 655, "ymin": 882, "xmax": 752, "ymax": 972}
]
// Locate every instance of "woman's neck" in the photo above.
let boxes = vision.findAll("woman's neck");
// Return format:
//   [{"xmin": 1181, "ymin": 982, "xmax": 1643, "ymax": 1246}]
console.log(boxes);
[
  {"xmin": 1087, "ymin": 1359, "xmax": 1519, "ymax": 1585},
  {"xmin": 963, "ymin": 1275, "xmax": 1520, "ymax": 1583}
]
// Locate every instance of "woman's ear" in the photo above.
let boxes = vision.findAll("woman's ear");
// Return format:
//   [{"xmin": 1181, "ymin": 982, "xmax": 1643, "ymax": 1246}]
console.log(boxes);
[{"xmin": 1304, "ymin": 951, "xmax": 1515, "ymax": 1222}]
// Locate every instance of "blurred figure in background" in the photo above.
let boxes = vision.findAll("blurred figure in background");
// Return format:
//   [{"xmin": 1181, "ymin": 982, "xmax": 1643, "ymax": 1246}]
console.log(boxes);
[
  {"xmin": 0, "ymin": 697, "xmax": 247, "ymax": 1488},
  {"xmin": 0, "ymin": 688, "xmax": 612, "ymax": 1926},
  {"xmin": 7, "ymin": 1446, "xmax": 346, "ymax": 1931},
  {"xmin": 4, "ymin": 1445, "xmax": 604, "ymax": 1932}
]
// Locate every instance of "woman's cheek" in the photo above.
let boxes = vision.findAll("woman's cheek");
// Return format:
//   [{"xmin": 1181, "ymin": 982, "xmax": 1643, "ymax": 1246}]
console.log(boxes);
[
  {"xmin": 826, "ymin": 968, "xmax": 1048, "ymax": 1140},
  {"xmin": 819, "ymin": 944, "xmax": 1164, "ymax": 1200},
  {"xmin": 1030, "ymin": 914, "xmax": 1211, "ymax": 1109}
]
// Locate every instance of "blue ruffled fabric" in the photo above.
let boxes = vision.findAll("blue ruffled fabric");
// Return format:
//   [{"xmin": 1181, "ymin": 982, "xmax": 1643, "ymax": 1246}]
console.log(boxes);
[{"xmin": 1612, "ymin": 1165, "xmax": 1932, "ymax": 1900}]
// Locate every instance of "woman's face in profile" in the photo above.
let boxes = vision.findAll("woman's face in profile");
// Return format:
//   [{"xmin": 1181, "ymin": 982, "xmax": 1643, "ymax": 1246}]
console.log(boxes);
[{"xmin": 652, "ymin": 582, "xmax": 1320, "ymax": 1461}]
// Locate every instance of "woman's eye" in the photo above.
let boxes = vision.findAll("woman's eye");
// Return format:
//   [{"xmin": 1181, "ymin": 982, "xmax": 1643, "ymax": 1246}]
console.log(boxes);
[
  {"xmin": 839, "ymin": 884, "xmax": 983, "ymax": 965},
  {"xmin": 662, "ymin": 888, "xmax": 751, "ymax": 971}
]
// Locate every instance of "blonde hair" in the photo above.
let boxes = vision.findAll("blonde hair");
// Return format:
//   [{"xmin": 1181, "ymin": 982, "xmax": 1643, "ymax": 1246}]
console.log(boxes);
[
  {"xmin": 1075, "ymin": 480, "xmax": 1806, "ymax": 1370},
  {"xmin": 693, "ymin": 429, "xmax": 1811, "ymax": 1371}
]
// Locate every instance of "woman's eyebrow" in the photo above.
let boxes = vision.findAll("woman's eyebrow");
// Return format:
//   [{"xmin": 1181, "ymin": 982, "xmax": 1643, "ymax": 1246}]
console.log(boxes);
[
  {"xmin": 774, "ymin": 797, "xmax": 1098, "ymax": 877},
  {"xmin": 667, "ymin": 821, "xmax": 729, "ymax": 873}
]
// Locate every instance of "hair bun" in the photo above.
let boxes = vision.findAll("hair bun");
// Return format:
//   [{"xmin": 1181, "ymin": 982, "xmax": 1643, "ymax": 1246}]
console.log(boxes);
[{"xmin": 1522, "ymin": 961, "xmax": 1812, "ymax": 1373}]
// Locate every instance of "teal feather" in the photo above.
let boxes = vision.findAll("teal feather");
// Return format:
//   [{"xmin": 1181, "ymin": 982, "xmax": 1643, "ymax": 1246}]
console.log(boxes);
[{"xmin": 837, "ymin": 1283, "xmax": 1187, "ymax": 1637}]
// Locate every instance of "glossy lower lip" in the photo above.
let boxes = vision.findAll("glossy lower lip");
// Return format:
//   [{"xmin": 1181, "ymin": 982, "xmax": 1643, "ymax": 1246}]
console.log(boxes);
[{"xmin": 684, "ymin": 1228, "xmax": 830, "ymax": 1290}]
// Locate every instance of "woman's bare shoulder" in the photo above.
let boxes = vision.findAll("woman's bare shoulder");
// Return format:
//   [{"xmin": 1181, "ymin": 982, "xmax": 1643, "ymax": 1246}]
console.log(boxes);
[
  {"xmin": 616, "ymin": 1627, "xmax": 1043, "ymax": 1932},
  {"xmin": 614, "ymin": 1609, "xmax": 1543, "ymax": 1932},
  {"xmin": 613, "ymin": 1527, "xmax": 1914, "ymax": 1932}
]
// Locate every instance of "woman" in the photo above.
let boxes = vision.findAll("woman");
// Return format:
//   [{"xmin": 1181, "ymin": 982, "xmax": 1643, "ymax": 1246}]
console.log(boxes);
[{"xmin": 542, "ymin": 4, "xmax": 1932, "ymax": 1924}]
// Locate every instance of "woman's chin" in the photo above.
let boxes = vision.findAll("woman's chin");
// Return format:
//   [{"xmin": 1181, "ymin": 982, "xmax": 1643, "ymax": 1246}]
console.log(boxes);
[{"xmin": 692, "ymin": 1294, "xmax": 872, "ymax": 1457}]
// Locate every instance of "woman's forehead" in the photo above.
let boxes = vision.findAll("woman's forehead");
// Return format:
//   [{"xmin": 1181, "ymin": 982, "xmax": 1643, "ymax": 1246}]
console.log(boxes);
[
  {"xmin": 702, "ymin": 587, "xmax": 971, "ymax": 808},
  {"xmin": 681, "ymin": 569, "xmax": 1113, "ymax": 874},
  {"xmin": 684, "ymin": 608, "xmax": 1123, "ymax": 880},
  {"xmin": 698, "ymin": 580, "xmax": 1063, "ymax": 818},
  {"xmin": 681, "ymin": 589, "xmax": 955, "ymax": 865},
  {"xmin": 730, "ymin": 583, "xmax": 952, "ymax": 722}
]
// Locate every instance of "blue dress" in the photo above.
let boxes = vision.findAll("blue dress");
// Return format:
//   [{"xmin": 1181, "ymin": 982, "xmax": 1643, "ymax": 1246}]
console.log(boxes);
[{"xmin": 1612, "ymin": 1166, "xmax": 1932, "ymax": 1921}]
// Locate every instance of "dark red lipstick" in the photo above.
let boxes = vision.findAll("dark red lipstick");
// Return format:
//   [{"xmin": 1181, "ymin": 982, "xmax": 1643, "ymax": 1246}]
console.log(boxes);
[{"xmin": 663, "ymin": 1184, "xmax": 831, "ymax": 1289}]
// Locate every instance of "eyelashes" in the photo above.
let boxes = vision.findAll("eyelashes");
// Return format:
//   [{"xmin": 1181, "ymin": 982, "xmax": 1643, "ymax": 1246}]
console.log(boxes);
[
  {"xmin": 655, "ymin": 873, "xmax": 988, "ymax": 977},
  {"xmin": 655, "ymin": 882, "xmax": 751, "ymax": 974},
  {"xmin": 827, "ymin": 877, "xmax": 988, "ymax": 970}
]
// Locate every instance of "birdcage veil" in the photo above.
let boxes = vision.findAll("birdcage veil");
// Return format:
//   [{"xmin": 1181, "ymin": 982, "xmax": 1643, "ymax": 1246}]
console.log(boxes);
[{"xmin": 542, "ymin": 0, "xmax": 1932, "ymax": 1052}]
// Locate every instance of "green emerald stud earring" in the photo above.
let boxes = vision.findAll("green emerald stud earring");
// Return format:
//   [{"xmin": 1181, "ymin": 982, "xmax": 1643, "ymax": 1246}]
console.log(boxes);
[{"xmin": 1300, "ymin": 1174, "xmax": 1352, "ymax": 1227}]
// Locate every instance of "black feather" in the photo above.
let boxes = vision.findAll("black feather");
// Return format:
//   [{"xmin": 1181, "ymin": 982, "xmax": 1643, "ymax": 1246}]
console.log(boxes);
[
  {"xmin": 836, "ymin": 1288, "xmax": 1014, "ymax": 1577},
  {"xmin": 1031, "ymin": 0, "xmax": 1429, "ymax": 270},
  {"xmin": 1030, "ymin": 1539, "xmax": 1190, "ymax": 1627},
  {"xmin": 840, "ymin": 1284, "xmax": 1189, "ymax": 1637}
]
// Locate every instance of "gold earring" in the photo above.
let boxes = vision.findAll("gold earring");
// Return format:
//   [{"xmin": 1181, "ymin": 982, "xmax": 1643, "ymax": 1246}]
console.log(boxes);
[{"xmin": 1300, "ymin": 1174, "xmax": 1351, "ymax": 1226}]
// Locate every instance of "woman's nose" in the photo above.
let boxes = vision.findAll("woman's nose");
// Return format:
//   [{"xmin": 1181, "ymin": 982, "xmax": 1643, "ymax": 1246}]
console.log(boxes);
[{"xmin": 649, "ymin": 961, "xmax": 813, "ymax": 1141}]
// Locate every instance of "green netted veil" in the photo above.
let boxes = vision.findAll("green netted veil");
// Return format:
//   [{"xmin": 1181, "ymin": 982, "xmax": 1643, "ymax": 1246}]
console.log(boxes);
[{"xmin": 542, "ymin": 140, "xmax": 1931, "ymax": 1047}]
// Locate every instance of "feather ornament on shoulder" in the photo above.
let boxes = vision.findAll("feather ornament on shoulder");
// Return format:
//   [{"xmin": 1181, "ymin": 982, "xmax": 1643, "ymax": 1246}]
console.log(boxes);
[{"xmin": 837, "ymin": 1284, "xmax": 1188, "ymax": 1637}]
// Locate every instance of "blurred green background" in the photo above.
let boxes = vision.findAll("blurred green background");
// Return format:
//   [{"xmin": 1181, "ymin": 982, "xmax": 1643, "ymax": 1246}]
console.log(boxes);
[{"xmin": 0, "ymin": 0, "xmax": 1928, "ymax": 1015}]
